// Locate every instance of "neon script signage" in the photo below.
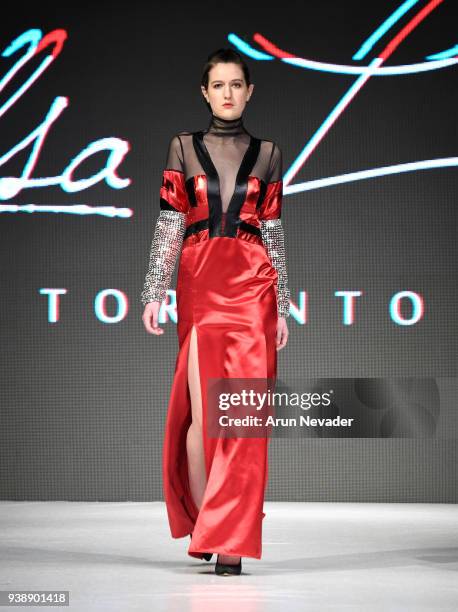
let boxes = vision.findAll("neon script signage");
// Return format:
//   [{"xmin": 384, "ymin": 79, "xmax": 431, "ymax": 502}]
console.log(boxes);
[
  {"xmin": 1, "ymin": 3, "xmax": 456, "ymax": 216},
  {"xmin": 229, "ymin": 0, "xmax": 458, "ymax": 194},
  {"xmin": 0, "ymin": 29, "xmax": 131, "ymax": 218}
]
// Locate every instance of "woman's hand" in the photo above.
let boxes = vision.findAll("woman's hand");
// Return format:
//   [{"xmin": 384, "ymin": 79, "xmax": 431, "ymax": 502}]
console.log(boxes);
[
  {"xmin": 142, "ymin": 301, "xmax": 164, "ymax": 335},
  {"xmin": 276, "ymin": 316, "xmax": 289, "ymax": 350}
]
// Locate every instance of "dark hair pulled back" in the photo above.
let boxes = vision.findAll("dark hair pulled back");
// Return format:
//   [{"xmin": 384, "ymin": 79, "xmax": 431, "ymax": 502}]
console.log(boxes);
[{"xmin": 201, "ymin": 48, "xmax": 251, "ymax": 112}]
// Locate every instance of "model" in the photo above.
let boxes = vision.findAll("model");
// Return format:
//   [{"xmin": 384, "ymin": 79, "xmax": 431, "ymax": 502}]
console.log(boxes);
[{"xmin": 141, "ymin": 48, "xmax": 291, "ymax": 576}]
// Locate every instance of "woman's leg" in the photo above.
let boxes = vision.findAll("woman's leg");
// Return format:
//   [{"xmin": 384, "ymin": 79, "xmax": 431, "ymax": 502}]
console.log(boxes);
[
  {"xmin": 186, "ymin": 325, "xmax": 240, "ymax": 565},
  {"xmin": 186, "ymin": 325, "xmax": 207, "ymax": 510}
]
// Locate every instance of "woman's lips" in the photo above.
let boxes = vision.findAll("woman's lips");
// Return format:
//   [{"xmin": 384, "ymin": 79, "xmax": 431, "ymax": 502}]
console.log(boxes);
[{"xmin": 223, "ymin": 103, "xmax": 234, "ymax": 107}]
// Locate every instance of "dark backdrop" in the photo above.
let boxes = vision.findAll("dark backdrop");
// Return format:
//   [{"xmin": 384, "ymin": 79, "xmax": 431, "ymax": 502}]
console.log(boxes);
[{"xmin": 1, "ymin": 0, "xmax": 457, "ymax": 502}]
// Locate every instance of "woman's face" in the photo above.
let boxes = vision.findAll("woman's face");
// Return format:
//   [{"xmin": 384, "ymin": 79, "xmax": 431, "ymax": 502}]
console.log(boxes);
[{"xmin": 201, "ymin": 62, "xmax": 254, "ymax": 119}]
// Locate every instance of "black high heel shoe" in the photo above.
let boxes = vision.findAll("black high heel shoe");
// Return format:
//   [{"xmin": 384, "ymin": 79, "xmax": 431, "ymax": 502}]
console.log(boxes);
[
  {"xmin": 189, "ymin": 533, "xmax": 213, "ymax": 562},
  {"xmin": 215, "ymin": 554, "xmax": 242, "ymax": 576}
]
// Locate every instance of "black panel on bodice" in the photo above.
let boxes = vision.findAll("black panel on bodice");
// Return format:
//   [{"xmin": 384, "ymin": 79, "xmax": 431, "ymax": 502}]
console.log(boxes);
[{"xmin": 164, "ymin": 113, "xmax": 283, "ymax": 215}]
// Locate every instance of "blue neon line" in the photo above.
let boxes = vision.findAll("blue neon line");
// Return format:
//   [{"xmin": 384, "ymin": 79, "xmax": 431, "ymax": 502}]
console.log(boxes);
[
  {"xmin": 227, "ymin": 33, "xmax": 273, "ymax": 60},
  {"xmin": 1, "ymin": 28, "xmax": 41, "ymax": 59},
  {"xmin": 282, "ymin": 157, "xmax": 458, "ymax": 195},
  {"xmin": 0, "ymin": 203, "xmax": 133, "ymax": 217},
  {"xmin": 352, "ymin": 0, "xmax": 419, "ymax": 60},
  {"xmin": 426, "ymin": 44, "xmax": 458, "ymax": 59},
  {"xmin": 283, "ymin": 57, "xmax": 383, "ymax": 186},
  {"xmin": 281, "ymin": 56, "xmax": 457, "ymax": 75}
]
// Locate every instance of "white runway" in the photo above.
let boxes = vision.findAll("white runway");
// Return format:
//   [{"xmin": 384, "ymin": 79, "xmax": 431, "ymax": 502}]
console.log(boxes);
[{"xmin": 0, "ymin": 501, "xmax": 457, "ymax": 611}]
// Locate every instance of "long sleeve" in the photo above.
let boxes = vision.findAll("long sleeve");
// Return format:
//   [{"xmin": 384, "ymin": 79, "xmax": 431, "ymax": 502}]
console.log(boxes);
[
  {"xmin": 259, "ymin": 143, "xmax": 291, "ymax": 318},
  {"xmin": 140, "ymin": 135, "xmax": 189, "ymax": 306}
]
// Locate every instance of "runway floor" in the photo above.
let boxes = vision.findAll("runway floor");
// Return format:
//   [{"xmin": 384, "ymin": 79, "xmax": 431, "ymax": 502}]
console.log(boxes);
[{"xmin": 0, "ymin": 501, "xmax": 457, "ymax": 611}]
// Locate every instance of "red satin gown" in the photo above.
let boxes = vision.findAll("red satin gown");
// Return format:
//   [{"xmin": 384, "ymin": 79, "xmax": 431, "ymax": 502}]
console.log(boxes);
[{"xmin": 160, "ymin": 115, "xmax": 284, "ymax": 560}]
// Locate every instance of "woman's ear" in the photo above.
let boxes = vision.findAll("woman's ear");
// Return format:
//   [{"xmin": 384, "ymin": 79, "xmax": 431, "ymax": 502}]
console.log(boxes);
[
  {"xmin": 247, "ymin": 83, "xmax": 254, "ymax": 102},
  {"xmin": 201, "ymin": 85, "xmax": 209, "ymax": 102}
]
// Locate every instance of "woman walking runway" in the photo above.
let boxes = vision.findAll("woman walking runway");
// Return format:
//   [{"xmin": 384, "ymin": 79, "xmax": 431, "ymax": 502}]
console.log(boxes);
[{"xmin": 141, "ymin": 48, "xmax": 291, "ymax": 575}]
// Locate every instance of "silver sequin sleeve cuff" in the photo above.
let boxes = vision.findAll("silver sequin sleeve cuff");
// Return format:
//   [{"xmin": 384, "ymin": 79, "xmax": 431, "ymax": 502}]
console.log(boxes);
[
  {"xmin": 260, "ymin": 219, "xmax": 291, "ymax": 318},
  {"xmin": 140, "ymin": 209, "xmax": 187, "ymax": 306}
]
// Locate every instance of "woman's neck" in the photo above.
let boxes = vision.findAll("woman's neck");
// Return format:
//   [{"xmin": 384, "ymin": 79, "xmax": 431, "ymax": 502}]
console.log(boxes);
[{"xmin": 206, "ymin": 113, "xmax": 247, "ymax": 137}]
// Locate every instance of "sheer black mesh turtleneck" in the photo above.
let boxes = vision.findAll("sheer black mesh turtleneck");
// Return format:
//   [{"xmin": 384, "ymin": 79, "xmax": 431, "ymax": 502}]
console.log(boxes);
[{"xmin": 206, "ymin": 113, "xmax": 248, "ymax": 137}]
